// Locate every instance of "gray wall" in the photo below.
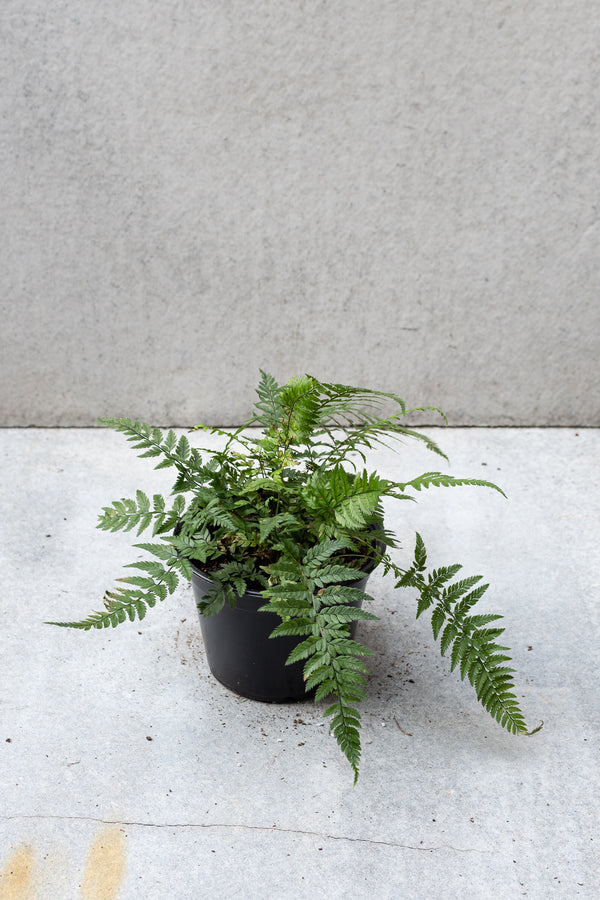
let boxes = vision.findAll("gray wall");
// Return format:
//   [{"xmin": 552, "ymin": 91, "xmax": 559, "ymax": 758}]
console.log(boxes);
[{"xmin": 1, "ymin": 2, "xmax": 599, "ymax": 426}]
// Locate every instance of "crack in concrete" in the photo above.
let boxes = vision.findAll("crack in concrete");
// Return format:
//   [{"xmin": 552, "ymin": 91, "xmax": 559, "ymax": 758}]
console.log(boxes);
[{"xmin": 1, "ymin": 813, "xmax": 487, "ymax": 853}]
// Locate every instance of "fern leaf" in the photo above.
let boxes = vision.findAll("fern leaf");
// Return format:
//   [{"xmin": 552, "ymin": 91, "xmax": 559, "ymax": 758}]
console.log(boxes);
[
  {"xmin": 49, "ymin": 541, "xmax": 183, "ymax": 630},
  {"xmin": 258, "ymin": 513, "xmax": 299, "ymax": 544},
  {"xmin": 134, "ymin": 542, "xmax": 176, "ymax": 561},
  {"xmin": 97, "ymin": 491, "xmax": 181, "ymax": 538},
  {"xmin": 311, "ymin": 564, "xmax": 365, "ymax": 587},
  {"xmin": 286, "ymin": 636, "xmax": 324, "ymax": 665},
  {"xmin": 278, "ymin": 375, "xmax": 321, "ymax": 443},
  {"xmin": 313, "ymin": 679, "xmax": 338, "ymax": 702},
  {"xmin": 397, "ymin": 472, "xmax": 507, "ymax": 498},
  {"xmin": 176, "ymin": 434, "xmax": 190, "ymax": 459},
  {"xmin": 195, "ymin": 587, "xmax": 227, "ymax": 617},
  {"xmin": 253, "ymin": 370, "xmax": 283, "ymax": 430},
  {"xmin": 318, "ymin": 606, "xmax": 379, "ymax": 624},
  {"xmin": 306, "ymin": 468, "xmax": 389, "ymax": 531},
  {"xmin": 414, "ymin": 532, "xmax": 427, "ymax": 570},
  {"xmin": 136, "ymin": 490, "xmax": 150, "ymax": 511},
  {"xmin": 323, "ymin": 699, "xmax": 362, "ymax": 785},
  {"xmin": 125, "ymin": 560, "xmax": 168, "ymax": 577},
  {"xmin": 269, "ymin": 621, "xmax": 314, "ymax": 638},
  {"xmin": 397, "ymin": 534, "xmax": 537, "ymax": 737},
  {"xmin": 318, "ymin": 585, "xmax": 372, "ymax": 607}
]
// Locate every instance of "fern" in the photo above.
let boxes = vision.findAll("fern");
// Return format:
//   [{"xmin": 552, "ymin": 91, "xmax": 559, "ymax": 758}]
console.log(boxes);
[
  {"xmin": 253, "ymin": 369, "xmax": 284, "ymax": 431},
  {"xmin": 307, "ymin": 378, "xmax": 408, "ymax": 425},
  {"xmin": 305, "ymin": 468, "xmax": 390, "ymax": 533},
  {"xmin": 300, "ymin": 378, "xmax": 448, "ymax": 463},
  {"xmin": 98, "ymin": 492, "xmax": 186, "ymax": 536},
  {"xmin": 396, "ymin": 535, "xmax": 541, "ymax": 736},
  {"xmin": 397, "ymin": 472, "xmax": 507, "ymax": 497},
  {"xmin": 99, "ymin": 418, "xmax": 205, "ymax": 486},
  {"xmin": 261, "ymin": 541, "xmax": 378, "ymax": 783},
  {"xmin": 51, "ymin": 372, "xmax": 539, "ymax": 781},
  {"xmin": 316, "ymin": 419, "xmax": 449, "ymax": 468},
  {"xmin": 196, "ymin": 558, "xmax": 266, "ymax": 617},
  {"xmin": 278, "ymin": 374, "xmax": 321, "ymax": 443},
  {"xmin": 46, "ymin": 542, "xmax": 187, "ymax": 630}
]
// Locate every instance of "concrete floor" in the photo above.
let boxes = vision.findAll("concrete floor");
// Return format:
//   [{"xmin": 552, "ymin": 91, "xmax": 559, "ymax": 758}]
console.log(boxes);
[{"xmin": 0, "ymin": 427, "xmax": 598, "ymax": 899}]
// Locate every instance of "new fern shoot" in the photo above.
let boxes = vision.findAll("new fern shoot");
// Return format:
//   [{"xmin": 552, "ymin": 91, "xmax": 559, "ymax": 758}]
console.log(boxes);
[{"xmin": 49, "ymin": 372, "xmax": 540, "ymax": 782}]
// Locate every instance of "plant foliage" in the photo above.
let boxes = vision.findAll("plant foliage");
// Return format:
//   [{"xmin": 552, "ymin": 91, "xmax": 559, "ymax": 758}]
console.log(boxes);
[{"xmin": 49, "ymin": 371, "xmax": 539, "ymax": 780}]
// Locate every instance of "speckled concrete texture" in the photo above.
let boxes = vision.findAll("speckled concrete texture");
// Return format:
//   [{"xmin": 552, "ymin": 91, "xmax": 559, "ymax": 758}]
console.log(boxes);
[
  {"xmin": 1, "ymin": 2, "xmax": 599, "ymax": 426},
  {"xmin": 1, "ymin": 427, "xmax": 598, "ymax": 898}
]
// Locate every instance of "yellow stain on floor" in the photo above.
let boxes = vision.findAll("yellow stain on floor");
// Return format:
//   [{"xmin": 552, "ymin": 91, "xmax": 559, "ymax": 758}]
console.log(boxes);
[
  {"xmin": 0, "ymin": 845, "xmax": 37, "ymax": 900},
  {"xmin": 80, "ymin": 827, "xmax": 126, "ymax": 900}
]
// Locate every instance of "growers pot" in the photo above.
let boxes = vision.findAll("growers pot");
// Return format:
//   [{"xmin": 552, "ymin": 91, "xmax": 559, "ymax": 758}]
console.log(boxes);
[{"xmin": 191, "ymin": 562, "xmax": 377, "ymax": 703}]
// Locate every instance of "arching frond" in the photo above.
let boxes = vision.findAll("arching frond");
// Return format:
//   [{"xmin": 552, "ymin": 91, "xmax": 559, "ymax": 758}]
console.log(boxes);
[{"xmin": 395, "ymin": 534, "xmax": 540, "ymax": 736}]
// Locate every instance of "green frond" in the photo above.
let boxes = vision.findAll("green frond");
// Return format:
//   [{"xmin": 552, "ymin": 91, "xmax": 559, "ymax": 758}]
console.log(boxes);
[
  {"xmin": 98, "ymin": 418, "xmax": 205, "ymax": 487},
  {"xmin": 311, "ymin": 417, "xmax": 449, "ymax": 468},
  {"xmin": 397, "ymin": 533, "xmax": 537, "ymax": 738},
  {"xmin": 305, "ymin": 377, "xmax": 407, "ymax": 425},
  {"xmin": 133, "ymin": 541, "xmax": 176, "ymax": 562},
  {"xmin": 195, "ymin": 586, "xmax": 227, "ymax": 617},
  {"xmin": 318, "ymin": 584, "xmax": 373, "ymax": 606},
  {"xmin": 323, "ymin": 699, "xmax": 362, "ymax": 785},
  {"xmin": 259, "ymin": 541, "xmax": 380, "ymax": 782},
  {"xmin": 48, "ymin": 555, "xmax": 181, "ymax": 630},
  {"xmin": 286, "ymin": 635, "xmax": 323, "ymax": 665},
  {"xmin": 258, "ymin": 513, "xmax": 299, "ymax": 543},
  {"xmin": 317, "ymin": 605, "xmax": 378, "ymax": 624},
  {"xmin": 311, "ymin": 564, "xmax": 366, "ymax": 587},
  {"xmin": 268, "ymin": 620, "xmax": 314, "ymax": 638},
  {"xmin": 279, "ymin": 374, "xmax": 321, "ymax": 443},
  {"xmin": 397, "ymin": 472, "xmax": 507, "ymax": 497},
  {"xmin": 414, "ymin": 532, "xmax": 427, "ymax": 570},
  {"xmin": 305, "ymin": 467, "xmax": 390, "ymax": 531},
  {"xmin": 97, "ymin": 492, "xmax": 185, "ymax": 537},
  {"xmin": 253, "ymin": 369, "xmax": 283, "ymax": 430},
  {"xmin": 302, "ymin": 539, "xmax": 354, "ymax": 569}
]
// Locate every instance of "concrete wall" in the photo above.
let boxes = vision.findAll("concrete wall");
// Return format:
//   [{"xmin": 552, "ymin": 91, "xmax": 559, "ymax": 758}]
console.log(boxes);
[{"xmin": 1, "ymin": 1, "xmax": 598, "ymax": 426}]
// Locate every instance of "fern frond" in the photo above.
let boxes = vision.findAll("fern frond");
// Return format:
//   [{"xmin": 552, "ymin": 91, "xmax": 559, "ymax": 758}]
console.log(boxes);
[
  {"xmin": 318, "ymin": 584, "xmax": 373, "ymax": 607},
  {"xmin": 305, "ymin": 377, "xmax": 407, "ymax": 425},
  {"xmin": 301, "ymin": 539, "xmax": 353, "ymax": 569},
  {"xmin": 201, "ymin": 499, "xmax": 240, "ymax": 531},
  {"xmin": 47, "ymin": 554, "xmax": 183, "ymax": 630},
  {"xmin": 323, "ymin": 697, "xmax": 363, "ymax": 785},
  {"xmin": 98, "ymin": 493, "xmax": 185, "ymax": 537},
  {"xmin": 258, "ymin": 513, "xmax": 299, "ymax": 544},
  {"xmin": 306, "ymin": 467, "xmax": 390, "ymax": 531},
  {"xmin": 397, "ymin": 534, "xmax": 539, "ymax": 737},
  {"xmin": 98, "ymin": 418, "xmax": 205, "ymax": 487},
  {"xmin": 397, "ymin": 472, "xmax": 507, "ymax": 497},
  {"xmin": 278, "ymin": 374, "xmax": 321, "ymax": 443},
  {"xmin": 195, "ymin": 558, "xmax": 264, "ymax": 616},
  {"xmin": 253, "ymin": 369, "xmax": 283, "ymax": 430},
  {"xmin": 269, "ymin": 620, "xmax": 314, "ymax": 638},
  {"xmin": 259, "ymin": 541, "xmax": 379, "ymax": 782},
  {"xmin": 317, "ymin": 605, "xmax": 378, "ymax": 624},
  {"xmin": 318, "ymin": 420, "xmax": 449, "ymax": 467}
]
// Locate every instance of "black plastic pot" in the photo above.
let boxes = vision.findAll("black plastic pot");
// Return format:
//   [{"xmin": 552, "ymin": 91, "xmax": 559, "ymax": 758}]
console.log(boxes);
[{"xmin": 191, "ymin": 562, "xmax": 376, "ymax": 703}]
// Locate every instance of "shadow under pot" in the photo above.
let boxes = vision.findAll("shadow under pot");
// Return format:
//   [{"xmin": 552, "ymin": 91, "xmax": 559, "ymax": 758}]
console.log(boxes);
[{"xmin": 190, "ymin": 562, "xmax": 375, "ymax": 703}]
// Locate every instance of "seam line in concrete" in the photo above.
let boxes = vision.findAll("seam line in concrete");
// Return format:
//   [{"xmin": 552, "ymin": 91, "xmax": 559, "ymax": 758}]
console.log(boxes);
[{"xmin": 0, "ymin": 814, "xmax": 489, "ymax": 853}]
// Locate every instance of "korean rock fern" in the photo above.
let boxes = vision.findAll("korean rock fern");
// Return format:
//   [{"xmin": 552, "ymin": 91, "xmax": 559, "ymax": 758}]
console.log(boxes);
[{"xmin": 50, "ymin": 371, "xmax": 539, "ymax": 783}]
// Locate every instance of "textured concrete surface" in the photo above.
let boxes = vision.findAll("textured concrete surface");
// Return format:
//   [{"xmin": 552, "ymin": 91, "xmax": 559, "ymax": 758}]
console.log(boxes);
[
  {"xmin": 1, "ymin": 426, "xmax": 598, "ymax": 898},
  {"xmin": 1, "ymin": 2, "xmax": 599, "ymax": 426}
]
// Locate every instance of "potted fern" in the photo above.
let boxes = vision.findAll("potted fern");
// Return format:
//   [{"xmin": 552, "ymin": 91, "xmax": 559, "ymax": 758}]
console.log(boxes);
[{"xmin": 50, "ymin": 372, "xmax": 540, "ymax": 782}]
